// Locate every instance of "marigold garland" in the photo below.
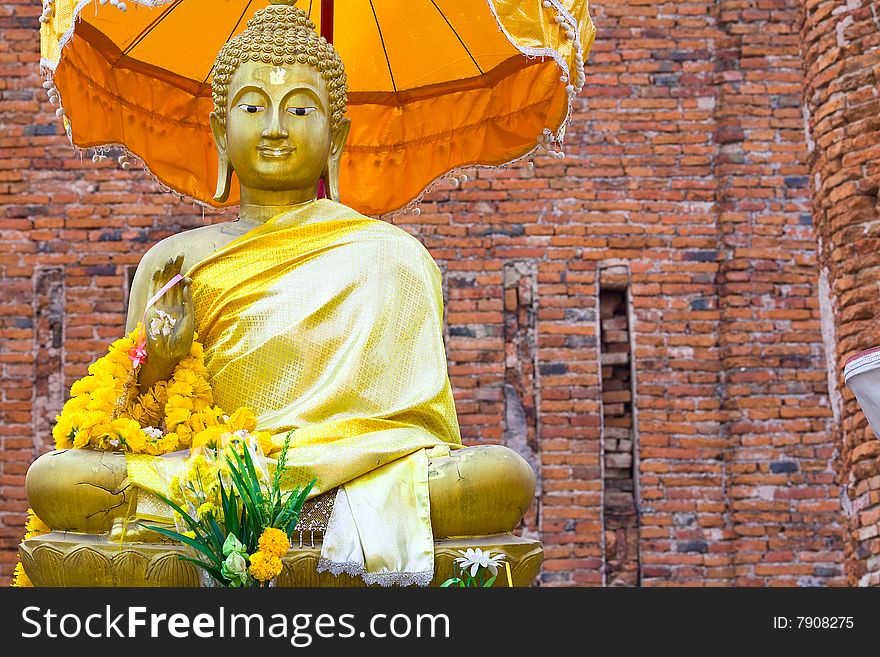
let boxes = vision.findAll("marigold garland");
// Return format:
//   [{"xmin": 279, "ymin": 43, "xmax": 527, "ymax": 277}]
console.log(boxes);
[
  {"xmin": 18, "ymin": 326, "xmax": 279, "ymax": 587},
  {"xmin": 50, "ymin": 325, "xmax": 271, "ymax": 456}
]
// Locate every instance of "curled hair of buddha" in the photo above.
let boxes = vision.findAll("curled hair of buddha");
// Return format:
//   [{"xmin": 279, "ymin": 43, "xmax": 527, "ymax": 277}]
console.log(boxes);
[{"xmin": 211, "ymin": 0, "xmax": 348, "ymax": 131}]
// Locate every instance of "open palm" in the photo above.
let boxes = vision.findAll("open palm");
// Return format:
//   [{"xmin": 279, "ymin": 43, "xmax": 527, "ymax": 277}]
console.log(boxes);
[{"xmin": 145, "ymin": 255, "xmax": 194, "ymax": 365}]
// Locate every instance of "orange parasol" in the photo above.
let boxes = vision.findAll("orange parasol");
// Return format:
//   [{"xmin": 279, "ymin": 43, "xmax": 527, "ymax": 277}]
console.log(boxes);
[{"xmin": 39, "ymin": 0, "xmax": 596, "ymax": 216}]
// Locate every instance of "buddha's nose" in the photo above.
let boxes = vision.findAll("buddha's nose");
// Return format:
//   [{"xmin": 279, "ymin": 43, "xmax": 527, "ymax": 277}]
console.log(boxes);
[{"xmin": 262, "ymin": 107, "xmax": 289, "ymax": 139}]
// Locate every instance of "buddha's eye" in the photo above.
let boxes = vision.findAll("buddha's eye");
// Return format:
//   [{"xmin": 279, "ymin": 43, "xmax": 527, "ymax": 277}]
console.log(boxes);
[
  {"xmin": 286, "ymin": 107, "xmax": 316, "ymax": 117},
  {"xmin": 237, "ymin": 104, "xmax": 264, "ymax": 114}
]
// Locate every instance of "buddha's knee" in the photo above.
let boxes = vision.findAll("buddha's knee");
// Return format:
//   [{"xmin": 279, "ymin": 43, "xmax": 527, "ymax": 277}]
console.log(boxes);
[
  {"xmin": 26, "ymin": 449, "xmax": 133, "ymax": 533},
  {"xmin": 427, "ymin": 445, "xmax": 535, "ymax": 538}
]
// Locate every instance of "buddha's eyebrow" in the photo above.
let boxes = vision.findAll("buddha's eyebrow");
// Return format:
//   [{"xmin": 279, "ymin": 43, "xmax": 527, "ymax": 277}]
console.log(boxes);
[
  {"xmin": 231, "ymin": 84, "xmax": 325, "ymax": 111},
  {"xmin": 283, "ymin": 86, "xmax": 325, "ymax": 111}
]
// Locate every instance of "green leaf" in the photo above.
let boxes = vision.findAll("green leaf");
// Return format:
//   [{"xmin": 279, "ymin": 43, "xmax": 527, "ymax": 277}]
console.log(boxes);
[
  {"xmin": 483, "ymin": 575, "xmax": 497, "ymax": 588},
  {"xmin": 239, "ymin": 445, "xmax": 267, "ymax": 511},
  {"xmin": 177, "ymin": 555, "xmax": 226, "ymax": 585},
  {"xmin": 226, "ymin": 459, "xmax": 263, "ymax": 529},
  {"xmin": 229, "ymin": 450, "xmax": 266, "ymax": 528},
  {"xmin": 219, "ymin": 473, "xmax": 240, "ymax": 539},
  {"xmin": 440, "ymin": 578, "xmax": 462, "ymax": 587},
  {"xmin": 206, "ymin": 514, "xmax": 227, "ymax": 553},
  {"xmin": 142, "ymin": 524, "xmax": 222, "ymax": 566}
]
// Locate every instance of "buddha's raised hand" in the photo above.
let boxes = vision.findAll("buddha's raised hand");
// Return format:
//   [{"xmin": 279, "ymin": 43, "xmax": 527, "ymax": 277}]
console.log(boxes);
[{"xmin": 137, "ymin": 255, "xmax": 194, "ymax": 393}]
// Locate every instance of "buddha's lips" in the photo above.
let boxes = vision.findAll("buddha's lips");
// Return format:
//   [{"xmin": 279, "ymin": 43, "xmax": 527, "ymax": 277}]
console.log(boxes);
[{"xmin": 257, "ymin": 146, "xmax": 294, "ymax": 157}]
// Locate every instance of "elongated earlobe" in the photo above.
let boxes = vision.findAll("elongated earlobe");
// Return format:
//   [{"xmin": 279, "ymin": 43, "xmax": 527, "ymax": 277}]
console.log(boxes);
[
  {"xmin": 214, "ymin": 152, "xmax": 233, "ymax": 203},
  {"xmin": 326, "ymin": 118, "xmax": 351, "ymax": 203},
  {"xmin": 210, "ymin": 112, "xmax": 233, "ymax": 203}
]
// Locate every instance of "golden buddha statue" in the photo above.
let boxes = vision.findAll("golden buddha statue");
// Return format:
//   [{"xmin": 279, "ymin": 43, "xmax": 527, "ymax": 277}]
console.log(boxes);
[{"xmin": 23, "ymin": 0, "xmax": 541, "ymax": 587}]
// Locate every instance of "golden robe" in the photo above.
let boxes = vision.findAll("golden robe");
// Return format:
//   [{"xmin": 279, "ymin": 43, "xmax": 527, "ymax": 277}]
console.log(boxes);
[{"xmin": 186, "ymin": 198, "xmax": 461, "ymax": 585}]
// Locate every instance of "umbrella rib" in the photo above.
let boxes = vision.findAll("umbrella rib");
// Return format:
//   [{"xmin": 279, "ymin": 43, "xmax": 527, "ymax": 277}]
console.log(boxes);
[
  {"xmin": 120, "ymin": 0, "xmax": 184, "ymax": 58},
  {"xmin": 201, "ymin": 0, "xmax": 254, "ymax": 85},
  {"xmin": 429, "ymin": 0, "xmax": 483, "ymax": 75},
  {"xmin": 369, "ymin": 0, "xmax": 396, "ymax": 93}
]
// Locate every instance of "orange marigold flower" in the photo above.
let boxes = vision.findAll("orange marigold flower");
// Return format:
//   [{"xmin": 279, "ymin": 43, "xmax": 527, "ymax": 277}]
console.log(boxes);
[
  {"xmin": 248, "ymin": 550, "xmax": 283, "ymax": 582},
  {"xmin": 258, "ymin": 527, "xmax": 290, "ymax": 558}
]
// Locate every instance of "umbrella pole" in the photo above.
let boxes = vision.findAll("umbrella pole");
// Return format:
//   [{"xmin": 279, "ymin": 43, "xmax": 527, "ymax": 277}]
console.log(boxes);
[{"xmin": 321, "ymin": 0, "xmax": 334, "ymax": 43}]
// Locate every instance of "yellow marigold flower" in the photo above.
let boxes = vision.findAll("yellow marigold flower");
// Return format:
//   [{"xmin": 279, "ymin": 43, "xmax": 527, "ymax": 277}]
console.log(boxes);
[
  {"xmin": 12, "ymin": 562, "xmax": 33, "ymax": 587},
  {"xmin": 174, "ymin": 368, "xmax": 200, "ymax": 385},
  {"xmin": 151, "ymin": 380, "xmax": 169, "ymax": 405},
  {"xmin": 70, "ymin": 375, "xmax": 99, "ymax": 397},
  {"xmin": 248, "ymin": 551, "xmax": 283, "ymax": 582},
  {"xmin": 139, "ymin": 391, "xmax": 160, "ymax": 414},
  {"xmin": 187, "ymin": 411, "xmax": 210, "ymax": 434},
  {"xmin": 63, "ymin": 396, "xmax": 90, "ymax": 415},
  {"xmin": 73, "ymin": 429, "xmax": 91, "ymax": 449},
  {"xmin": 193, "ymin": 425, "xmax": 225, "ymax": 449},
  {"xmin": 158, "ymin": 433, "xmax": 179, "ymax": 453},
  {"xmin": 228, "ymin": 407, "xmax": 258, "ymax": 433},
  {"xmin": 189, "ymin": 341, "xmax": 204, "ymax": 360},
  {"xmin": 79, "ymin": 410, "xmax": 104, "ymax": 428},
  {"xmin": 52, "ymin": 415, "xmax": 74, "ymax": 444},
  {"xmin": 88, "ymin": 387, "xmax": 120, "ymax": 412},
  {"xmin": 128, "ymin": 402, "xmax": 150, "ymax": 426},
  {"xmin": 25, "ymin": 510, "xmax": 50, "ymax": 537},
  {"xmin": 111, "ymin": 417, "xmax": 140, "ymax": 437},
  {"xmin": 258, "ymin": 527, "xmax": 289, "ymax": 558},
  {"xmin": 111, "ymin": 334, "xmax": 135, "ymax": 353},
  {"xmin": 183, "ymin": 531, "xmax": 197, "ymax": 540},
  {"xmin": 123, "ymin": 428, "xmax": 147, "ymax": 453},
  {"xmin": 173, "ymin": 424, "xmax": 192, "ymax": 447},
  {"xmin": 167, "ymin": 380, "xmax": 194, "ymax": 398},
  {"xmin": 105, "ymin": 352, "xmax": 131, "ymax": 372},
  {"xmin": 253, "ymin": 431, "xmax": 274, "ymax": 456},
  {"xmin": 196, "ymin": 502, "xmax": 217, "ymax": 520},
  {"xmin": 192, "ymin": 395, "xmax": 211, "ymax": 412},
  {"xmin": 165, "ymin": 406, "xmax": 191, "ymax": 429},
  {"xmin": 135, "ymin": 393, "xmax": 162, "ymax": 427},
  {"xmin": 86, "ymin": 360, "xmax": 105, "ymax": 377},
  {"xmin": 187, "ymin": 454, "xmax": 214, "ymax": 484},
  {"xmin": 167, "ymin": 394, "xmax": 194, "ymax": 411}
]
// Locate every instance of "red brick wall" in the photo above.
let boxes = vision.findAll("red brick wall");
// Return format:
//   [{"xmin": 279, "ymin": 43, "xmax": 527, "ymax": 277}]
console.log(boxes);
[
  {"xmin": 802, "ymin": 0, "xmax": 880, "ymax": 586},
  {"xmin": 1, "ymin": 0, "xmax": 848, "ymax": 585}
]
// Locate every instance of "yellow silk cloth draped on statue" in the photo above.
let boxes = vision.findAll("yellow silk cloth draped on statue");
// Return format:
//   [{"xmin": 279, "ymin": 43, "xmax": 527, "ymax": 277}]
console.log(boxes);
[{"xmin": 132, "ymin": 198, "xmax": 462, "ymax": 585}]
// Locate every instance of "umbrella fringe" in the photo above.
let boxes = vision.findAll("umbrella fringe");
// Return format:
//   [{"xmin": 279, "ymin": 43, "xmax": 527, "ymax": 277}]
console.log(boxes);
[
  {"xmin": 39, "ymin": 46, "xmax": 575, "ymax": 223},
  {"xmin": 486, "ymin": 0, "xmax": 594, "ymax": 96},
  {"xmin": 41, "ymin": 0, "xmax": 178, "ymax": 74},
  {"xmin": 380, "ymin": 136, "xmax": 570, "ymax": 224}
]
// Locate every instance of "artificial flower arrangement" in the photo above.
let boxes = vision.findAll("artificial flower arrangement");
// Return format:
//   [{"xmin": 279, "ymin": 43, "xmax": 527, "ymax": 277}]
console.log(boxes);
[{"xmin": 145, "ymin": 431, "xmax": 314, "ymax": 587}]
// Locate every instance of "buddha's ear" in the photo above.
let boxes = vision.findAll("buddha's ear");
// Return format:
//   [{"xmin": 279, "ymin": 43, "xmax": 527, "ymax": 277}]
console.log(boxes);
[
  {"xmin": 210, "ymin": 111, "xmax": 233, "ymax": 203},
  {"xmin": 325, "ymin": 117, "xmax": 351, "ymax": 203}
]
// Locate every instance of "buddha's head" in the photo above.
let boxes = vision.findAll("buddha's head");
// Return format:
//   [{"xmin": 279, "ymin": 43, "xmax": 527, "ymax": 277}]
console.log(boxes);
[{"xmin": 209, "ymin": 0, "xmax": 349, "ymax": 204}]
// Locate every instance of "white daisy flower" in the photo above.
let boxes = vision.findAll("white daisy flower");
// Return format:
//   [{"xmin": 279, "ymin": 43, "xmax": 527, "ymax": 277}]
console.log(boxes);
[{"xmin": 454, "ymin": 547, "xmax": 506, "ymax": 578}]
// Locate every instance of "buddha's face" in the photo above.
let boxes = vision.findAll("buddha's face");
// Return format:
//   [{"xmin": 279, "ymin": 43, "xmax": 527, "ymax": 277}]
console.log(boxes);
[{"xmin": 222, "ymin": 60, "xmax": 332, "ymax": 194}]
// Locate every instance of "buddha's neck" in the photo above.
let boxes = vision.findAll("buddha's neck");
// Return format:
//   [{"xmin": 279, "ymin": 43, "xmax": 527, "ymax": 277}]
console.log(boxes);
[{"xmin": 238, "ymin": 188, "xmax": 317, "ymax": 225}]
